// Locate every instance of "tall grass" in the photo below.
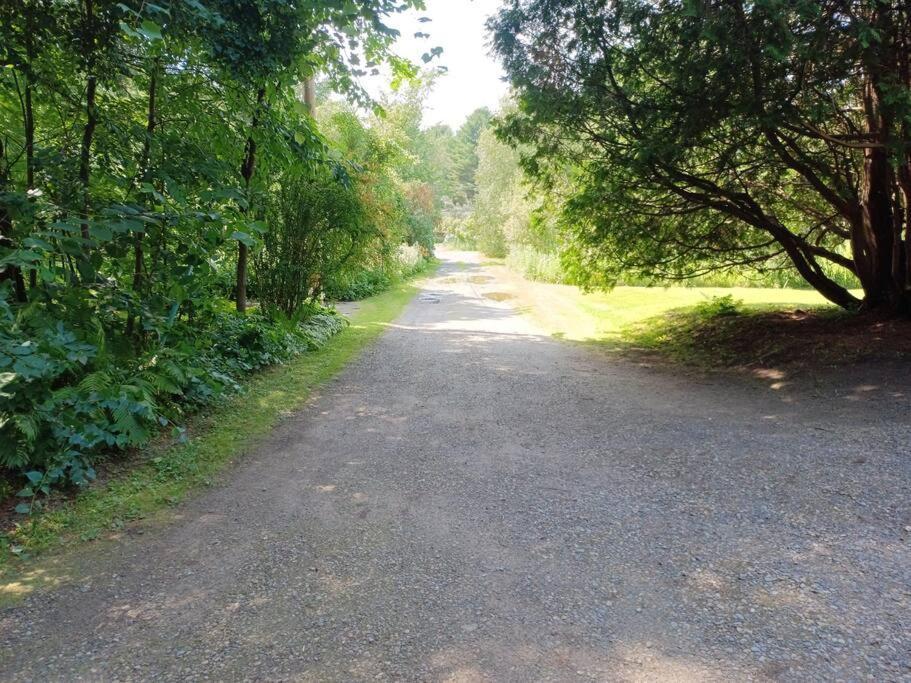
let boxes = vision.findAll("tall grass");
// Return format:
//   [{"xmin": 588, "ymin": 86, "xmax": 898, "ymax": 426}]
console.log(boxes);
[{"xmin": 505, "ymin": 245, "xmax": 567, "ymax": 284}]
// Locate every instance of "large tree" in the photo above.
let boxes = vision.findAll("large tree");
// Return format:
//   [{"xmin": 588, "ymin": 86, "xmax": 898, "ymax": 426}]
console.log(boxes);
[{"xmin": 490, "ymin": 0, "xmax": 911, "ymax": 313}]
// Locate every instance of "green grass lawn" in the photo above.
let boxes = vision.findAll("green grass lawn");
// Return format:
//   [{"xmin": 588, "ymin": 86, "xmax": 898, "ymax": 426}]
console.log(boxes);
[
  {"xmin": 0, "ymin": 276, "xmax": 427, "ymax": 600},
  {"xmin": 509, "ymin": 279, "xmax": 840, "ymax": 344},
  {"xmin": 497, "ymin": 271, "xmax": 899, "ymax": 368}
]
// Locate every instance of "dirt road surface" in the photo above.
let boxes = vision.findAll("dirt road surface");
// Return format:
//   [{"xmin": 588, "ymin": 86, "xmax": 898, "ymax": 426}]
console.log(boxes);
[{"xmin": 2, "ymin": 250, "xmax": 909, "ymax": 681}]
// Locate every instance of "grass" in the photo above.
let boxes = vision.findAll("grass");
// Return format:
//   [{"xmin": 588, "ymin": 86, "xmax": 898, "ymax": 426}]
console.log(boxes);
[
  {"xmin": 499, "ymin": 275, "xmax": 837, "ymax": 345},
  {"xmin": 483, "ymin": 262, "xmax": 892, "ymax": 367},
  {"xmin": 505, "ymin": 245, "xmax": 565, "ymax": 284},
  {"xmin": 491, "ymin": 265, "xmax": 911, "ymax": 369},
  {"xmin": 0, "ymin": 275, "xmax": 427, "ymax": 601}
]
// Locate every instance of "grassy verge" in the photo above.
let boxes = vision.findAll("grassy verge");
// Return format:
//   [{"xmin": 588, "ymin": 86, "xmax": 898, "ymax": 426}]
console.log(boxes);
[
  {"xmin": 491, "ymin": 264, "xmax": 834, "ymax": 344},
  {"xmin": 484, "ymin": 263, "xmax": 906, "ymax": 368},
  {"xmin": 0, "ymin": 276, "xmax": 426, "ymax": 597},
  {"xmin": 624, "ymin": 299, "xmax": 910, "ymax": 368}
]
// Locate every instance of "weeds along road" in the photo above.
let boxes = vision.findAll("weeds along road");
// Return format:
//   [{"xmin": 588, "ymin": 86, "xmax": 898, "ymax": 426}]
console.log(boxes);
[{"xmin": 2, "ymin": 249, "xmax": 910, "ymax": 681}]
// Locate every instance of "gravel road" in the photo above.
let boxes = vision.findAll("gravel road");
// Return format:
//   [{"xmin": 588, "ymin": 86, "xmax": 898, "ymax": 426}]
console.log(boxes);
[{"xmin": 2, "ymin": 250, "xmax": 910, "ymax": 682}]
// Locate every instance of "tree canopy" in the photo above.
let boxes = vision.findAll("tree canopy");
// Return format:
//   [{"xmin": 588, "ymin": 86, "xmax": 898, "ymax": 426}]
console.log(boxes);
[{"xmin": 490, "ymin": 0, "xmax": 911, "ymax": 312}]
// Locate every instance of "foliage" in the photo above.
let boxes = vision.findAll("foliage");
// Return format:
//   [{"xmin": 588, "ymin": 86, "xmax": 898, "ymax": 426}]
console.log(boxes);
[
  {"xmin": 693, "ymin": 295, "xmax": 742, "ymax": 319},
  {"xmin": 254, "ymin": 173, "xmax": 370, "ymax": 316},
  {"xmin": 324, "ymin": 244, "xmax": 435, "ymax": 301},
  {"xmin": 490, "ymin": 0, "xmax": 911, "ymax": 312},
  {"xmin": 443, "ymin": 110, "xmax": 574, "ymax": 281},
  {"xmin": 0, "ymin": 0, "xmax": 441, "ymax": 501},
  {"xmin": 466, "ymin": 125, "xmax": 533, "ymax": 258},
  {"xmin": 1, "ymin": 278, "xmax": 421, "ymax": 570},
  {"xmin": 1, "ymin": 301, "xmax": 345, "ymax": 513}
]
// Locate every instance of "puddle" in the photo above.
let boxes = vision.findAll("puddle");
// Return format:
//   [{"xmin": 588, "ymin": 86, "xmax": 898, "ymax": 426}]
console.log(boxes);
[
  {"xmin": 468, "ymin": 275, "xmax": 493, "ymax": 284},
  {"xmin": 484, "ymin": 292, "xmax": 514, "ymax": 302},
  {"xmin": 418, "ymin": 292, "xmax": 444, "ymax": 304}
]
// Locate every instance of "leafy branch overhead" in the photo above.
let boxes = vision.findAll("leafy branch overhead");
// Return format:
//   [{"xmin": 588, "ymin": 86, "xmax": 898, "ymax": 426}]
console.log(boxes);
[{"xmin": 490, "ymin": 0, "xmax": 911, "ymax": 314}]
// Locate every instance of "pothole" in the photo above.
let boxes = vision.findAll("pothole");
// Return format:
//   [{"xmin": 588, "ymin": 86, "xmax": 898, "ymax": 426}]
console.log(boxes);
[
  {"xmin": 418, "ymin": 293, "xmax": 443, "ymax": 303},
  {"xmin": 468, "ymin": 275, "xmax": 493, "ymax": 284},
  {"xmin": 484, "ymin": 292, "xmax": 514, "ymax": 302}
]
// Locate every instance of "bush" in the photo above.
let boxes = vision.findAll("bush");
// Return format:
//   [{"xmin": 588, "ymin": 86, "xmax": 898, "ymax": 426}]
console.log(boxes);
[
  {"xmin": 1, "ymin": 304, "xmax": 345, "ymax": 511},
  {"xmin": 254, "ymin": 173, "xmax": 372, "ymax": 316},
  {"xmin": 694, "ymin": 295, "xmax": 742, "ymax": 318},
  {"xmin": 324, "ymin": 244, "xmax": 434, "ymax": 301}
]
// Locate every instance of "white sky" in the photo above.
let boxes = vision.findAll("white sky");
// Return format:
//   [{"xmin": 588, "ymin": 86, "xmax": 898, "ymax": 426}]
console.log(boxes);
[{"xmin": 368, "ymin": 0, "xmax": 509, "ymax": 130}]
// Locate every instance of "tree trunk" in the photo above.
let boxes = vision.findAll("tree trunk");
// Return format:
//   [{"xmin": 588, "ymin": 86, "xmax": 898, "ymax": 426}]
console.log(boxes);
[
  {"xmin": 24, "ymin": 21, "xmax": 35, "ymax": 193},
  {"xmin": 0, "ymin": 141, "xmax": 28, "ymax": 302},
  {"xmin": 853, "ymin": 150, "xmax": 894, "ymax": 304},
  {"xmin": 304, "ymin": 77, "xmax": 316, "ymax": 116},
  {"xmin": 25, "ymin": 57, "xmax": 36, "ymax": 293},
  {"xmin": 79, "ymin": 75, "xmax": 97, "ymax": 244},
  {"xmin": 127, "ymin": 64, "xmax": 159, "ymax": 340},
  {"xmin": 236, "ymin": 86, "xmax": 265, "ymax": 314},
  {"xmin": 236, "ymin": 241, "xmax": 249, "ymax": 312},
  {"xmin": 851, "ymin": 77, "xmax": 909, "ymax": 313},
  {"xmin": 77, "ymin": 0, "xmax": 98, "ymax": 254},
  {"xmin": 851, "ymin": 5, "xmax": 911, "ymax": 315}
]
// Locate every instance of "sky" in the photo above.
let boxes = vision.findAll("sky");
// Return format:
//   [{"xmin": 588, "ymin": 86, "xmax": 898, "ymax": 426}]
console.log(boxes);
[{"xmin": 366, "ymin": 0, "xmax": 510, "ymax": 130}]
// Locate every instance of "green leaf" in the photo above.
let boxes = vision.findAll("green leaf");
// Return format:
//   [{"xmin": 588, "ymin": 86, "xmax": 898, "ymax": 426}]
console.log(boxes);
[
  {"xmin": 231, "ymin": 231, "xmax": 256, "ymax": 247},
  {"xmin": 138, "ymin": 19, "xmax": 163, "ymax": 41},
  {"xmin": 119, "ymin": 21, "xmax": 141, "ymax": 39},
  {"xmin": 89, "ymin": 225, "xmax": 114, "ymax": 242}
]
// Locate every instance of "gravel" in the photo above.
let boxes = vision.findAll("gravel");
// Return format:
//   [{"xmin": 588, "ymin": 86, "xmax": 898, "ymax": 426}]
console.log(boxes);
[{"xmin": 1, "ymin": 250, "xmax": 909, "ymax": 682}]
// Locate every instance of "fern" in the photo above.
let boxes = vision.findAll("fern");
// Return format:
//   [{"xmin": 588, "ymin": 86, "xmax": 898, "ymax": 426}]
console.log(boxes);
[
  {"xmin": 13, "ymin": 413, "xmax": 39, "ymax": 442},
  {"xmin": 79, "ymin": 370, "xmax": 113, "ymax": 394},
  {"xmin": 2, "ymin": 303, "xmax": 346, "ymax": 502}
]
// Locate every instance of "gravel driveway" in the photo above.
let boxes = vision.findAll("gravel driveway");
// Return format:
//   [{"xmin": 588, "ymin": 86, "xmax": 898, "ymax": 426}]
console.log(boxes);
[{"xmin": 1, "ymin": 250, "xmax": 909, "ymax": 681}]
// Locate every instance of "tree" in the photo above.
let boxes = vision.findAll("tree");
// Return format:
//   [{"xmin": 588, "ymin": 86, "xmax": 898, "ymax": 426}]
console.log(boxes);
[
  {"xmin": 203, "ymin": 0, "xmax": 427, "ymax": 311},
  {"xmin": 454, "ymin": 107, "xmax": 492, "ymax": 201},
  {"xmin": 0, "ymin": 0, "xmax": 441, "ymax": 490},
  {"xmin": 469, "ymin": 126, "xmax": 527, "ymax": 257},
  {"xmin": 490, "ymin": 0, "xmax": 911, "ymax": 313}
]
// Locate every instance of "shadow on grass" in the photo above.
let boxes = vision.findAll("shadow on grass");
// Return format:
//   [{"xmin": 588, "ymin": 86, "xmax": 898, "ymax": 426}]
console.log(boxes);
[{"xmin": 622, "ymin": 303, "xmax": 911, "ymax": 371}]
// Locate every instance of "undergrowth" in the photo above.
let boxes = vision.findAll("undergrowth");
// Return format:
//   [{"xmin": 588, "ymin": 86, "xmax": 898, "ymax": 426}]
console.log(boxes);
[
  {"xmin": 325, "ymin": 245, "xmax": 437, "ymax": 301},
  {"xmin": 1, "ymin": 303, "xmax": 345, "ymax": 511},
  {"xmin": 0, "ymin": 276, "xmax": 426, "ymax": 578}
]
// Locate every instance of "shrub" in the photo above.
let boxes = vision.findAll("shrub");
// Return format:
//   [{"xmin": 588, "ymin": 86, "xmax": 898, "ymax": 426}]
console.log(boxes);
[
  {"xmin": 254, "ymin": 174, "xmax": 372, "ymax": 316},
  {"xmin": 1, "ymin": 304, "xmax": 345, "ymax": 511},
  {"xmin": 323, "ymin": 244, "xmax": 433, "ymax": 301},
  {"xmin": 694, "ymin": 295, "xmax": 742, "ymax": 318}
]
